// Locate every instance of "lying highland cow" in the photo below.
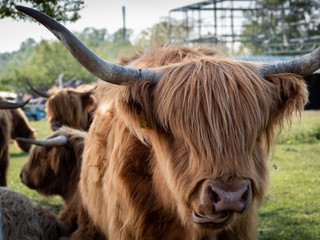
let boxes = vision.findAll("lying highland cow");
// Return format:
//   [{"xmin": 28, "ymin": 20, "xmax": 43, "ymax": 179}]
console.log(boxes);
[
  {"xmin": 18, "ymin": 127, "xmax": 105, "ymax": 240},
  {"xmin": 17, "ymin": 5, "xmax": 317, "ymax": 240},
  {"xmin": 0, "ymin": 187, "xmax": 69, "ymax": 240}
]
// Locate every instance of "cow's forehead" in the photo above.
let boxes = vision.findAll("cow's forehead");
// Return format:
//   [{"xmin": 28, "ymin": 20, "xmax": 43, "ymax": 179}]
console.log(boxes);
[{"xmin": 154, "ymin": 57, "xmax": 272, "ymax": 159}]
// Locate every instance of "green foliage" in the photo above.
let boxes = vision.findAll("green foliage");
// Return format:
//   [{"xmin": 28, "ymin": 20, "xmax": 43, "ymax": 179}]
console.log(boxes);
[
  {"xmin": 0, "ymin": 27, "xmax": 137, "ymax": 92},
  {"xmin": 108, "ymin": 28, "xmax": 134, "ymax": 43},
  {"xmin": 0, "ymin": 0, "xmax": 84, "ymax": 22},
  {"xmin": 239, "ymin": 0, "xmax": 320, "ymax": 55},
  {"xmin": 135, "ymin": 18, "xmax": 191, "ymax": 48},
  {"xmin": 96, "ymin": 40, "xmax": 136, "ymax": 62},
  {"xmin": 77, "ymin": 27, "xmax": 109, "ymax": 48},
  {"xmin": 17, "ymin": 39, "xmax": 95, "ymax": 88},
  {"xmin": 0, "ymin": 17, "xmax": 219, "ymax": 93}
]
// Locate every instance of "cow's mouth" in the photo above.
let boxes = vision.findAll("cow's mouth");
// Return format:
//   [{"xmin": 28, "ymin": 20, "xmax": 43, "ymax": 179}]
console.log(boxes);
[{"xmin": 192, "ymin": 210, "xmax": 231, "ymax": 225}]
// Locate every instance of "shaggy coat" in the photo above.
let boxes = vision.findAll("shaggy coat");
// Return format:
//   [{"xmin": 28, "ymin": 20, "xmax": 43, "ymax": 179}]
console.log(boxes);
[
  {"xmin": 20, "ymin": 127, "xmax": 105, "ymax": 240},
  {"xmin": 0, "ymin": 101, "xmax": 35, "ymax": 186},
  {"xmin": 9, "ymin": 108, "xmax": 35, "ymax": 151},
  {"xmin": 0, "ymin": 110, "xmax": 11, "ymax": 186},
  {"xmin": 1, "ymin": 187, "xmax": 69, "ymax": 240},
  {"xmin": 46, "ymin": 84, "xmax": 96, "ymax": 131},
  {"xmin": 80, "ymin": 45, "xmax": 308, "ymax": 240}
]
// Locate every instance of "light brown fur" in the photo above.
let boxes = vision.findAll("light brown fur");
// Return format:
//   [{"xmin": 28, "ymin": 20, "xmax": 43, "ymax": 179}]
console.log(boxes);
[
  {"xmin": 80, "ymin": 45, "xmax": 308, "ymax": 239},
  {"xmin": 46, "ymin": 84, "xmax": 96, "ymax": 131}
]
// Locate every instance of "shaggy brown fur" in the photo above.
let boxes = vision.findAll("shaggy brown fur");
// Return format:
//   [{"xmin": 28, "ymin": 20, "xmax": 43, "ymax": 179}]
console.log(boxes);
[
  {"xmin": 80, "ymin": 45, "xmax": 308, "ymax": 240},
  {"xmin": 20, "ymin": 127, "xmax": 105, "ymax": 239},
  {"xmin": 0, "ymin": 100, "xmax": 35, "ymax": 186},
  {"xmin": 9, "ymin": 108, "xmax": 35, "ymax": 151},
  {"xmin": 46, "ymin": 84, "xmax": 96, "ymax": 131},
  {"xmin": 1, "ymin": 187, "xmax": 69, "ymax": 240},
  {"xmin": 0, "ymin": 110, "xmax": 11, "ymax": 186}
]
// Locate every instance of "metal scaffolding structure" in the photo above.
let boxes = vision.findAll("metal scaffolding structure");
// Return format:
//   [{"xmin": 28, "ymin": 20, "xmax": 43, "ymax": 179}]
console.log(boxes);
[{"xmin": 169, "ymin": 0, "xmax": 320, "ymax": 55}]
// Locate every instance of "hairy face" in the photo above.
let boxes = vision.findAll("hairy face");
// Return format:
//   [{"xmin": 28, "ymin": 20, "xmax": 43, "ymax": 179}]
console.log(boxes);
[
  {"xmin": 155, "ymin": 62, "xmax": 306, "ymax": 235},
  {"xmin": 117, "ymin": 56, "xmax": 308, "ymax": 235},
  {"xmin": 20, "ymin": 146, "xmax": 59, "ymax": 192},
  {"xmin": 20, "ymin": 140, "xmax": 79, "ymax": 197},
  {"xmin": 46, "ymin": 89, "xmax": 94, "ymax": 131}
]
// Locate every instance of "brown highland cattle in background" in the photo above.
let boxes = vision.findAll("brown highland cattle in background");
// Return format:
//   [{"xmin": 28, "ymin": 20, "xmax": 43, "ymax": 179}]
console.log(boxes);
[
  {"xmin": 17, "ymin": 6, "xmax": 319, "ymax": 240},
  {"xmin": 18, "ymin": 127, "xmax": 105, "ymax": 240},
  {"xmin": 0, "ymin": 98, "xmax": 34, "ymax": 186},
  {"xmin": 27, "ymin": 79, "xmax": 96, "ymax": 131}
]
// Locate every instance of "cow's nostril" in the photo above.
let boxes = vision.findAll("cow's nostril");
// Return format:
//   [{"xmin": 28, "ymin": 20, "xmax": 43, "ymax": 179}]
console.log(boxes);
[
  {"xmin": 240, "ymin": 188, "xmax": 249, "ymax": 203},
  {"xmin": 212, "ymin": 191, "xmax": 221, "ymax": 204},
  {"xmin": 205, "ymin": 179, "xmax": 252, "ymax": 213}
]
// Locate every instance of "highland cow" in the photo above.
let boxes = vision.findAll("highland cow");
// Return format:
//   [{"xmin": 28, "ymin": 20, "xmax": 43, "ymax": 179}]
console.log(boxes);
[
  {"xmin": 17, "ymin": 6, "xmax": 318, "ymax": 240},
  {"xmin": 27, "ymin": 79, "xmax": 96, "ymax": 131},
  {"xmin": 9, "ymin": 107, "xmax": 36, "ymax": 151},
  {"xmin": 18, "ymin": 127, "xmax": 105, "ymax": 240},
  {"xmin": 0, "ymin": 98, "xmax": 33, "ymax": 186},
  {"xmin": 0, "ymin": 187, "xmax": 70, "ymax": 240}
]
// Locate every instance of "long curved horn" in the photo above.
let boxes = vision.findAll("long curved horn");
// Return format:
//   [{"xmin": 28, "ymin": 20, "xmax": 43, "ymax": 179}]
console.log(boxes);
[
  {"xmin": 15, "ymin": 135, "xmax": 68, "ymax": 147},
  {"xmin": 0, "ymin": 98, "xmax": 30, "ymax": 109},
  {"xmin": 16, "ymin": 5, "xmax": 163, "ymax": 84},
  {"xmin": 26, "ymin": 78, "xmax": 51, "ymax": 98},
  {"xmin": 259, "ymin": 46, "xmax": 320, "ymax": 77}
]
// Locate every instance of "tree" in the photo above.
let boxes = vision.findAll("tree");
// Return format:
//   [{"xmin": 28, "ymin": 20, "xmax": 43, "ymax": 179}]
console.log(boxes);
[
  {"xmin": 239, "ymin": 0, "xmax": 320, "ymax": 55},
  {"xmin": 108, "ymin": 28, "xmax": 133, "ymax": 43},
  {"xmin": 135, "ymin": 18, "xmax": 191, "ymax": 48},
  {"xmin": 77, "ymin": 27, "xmax": 109, "ymax": 48},
  {"xmin": 0, "ymin": 0, "xmax": 84, "ymax": 22}
]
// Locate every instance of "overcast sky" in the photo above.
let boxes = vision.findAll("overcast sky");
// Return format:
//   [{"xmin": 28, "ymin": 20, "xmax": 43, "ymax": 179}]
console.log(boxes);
[{"xmin": 0, "ymin": 0, "xmax": 199, "ymax": 53}]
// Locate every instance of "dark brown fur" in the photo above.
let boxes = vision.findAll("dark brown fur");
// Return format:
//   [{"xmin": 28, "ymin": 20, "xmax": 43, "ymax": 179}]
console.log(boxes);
[
  {"xmin": 20, "ymin": 127, "xmax": 105, "ymax": 239},
  {"xmin": 0, "ymin": 101, "xmax": 35, "ymax": 186},
  {"xmin": 80, "ymin": 45, "xmax": 308, "ymax": 240},
  {"xmin": 0, "ymin": 110, "xmax": 11, "ymax": 186},
  {"xmin": 9, "ymin": 108, "xmax": 35, "ymax": 151}
]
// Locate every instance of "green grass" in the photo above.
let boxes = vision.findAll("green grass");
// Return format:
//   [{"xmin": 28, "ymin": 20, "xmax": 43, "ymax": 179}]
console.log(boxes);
[
  {"xmin": 260, "ymin": 111, "xmax": 320, "ymax": 240},
  {"xmin": 6, "ymin": 112, "xmax": 320, "ymax": 239}
]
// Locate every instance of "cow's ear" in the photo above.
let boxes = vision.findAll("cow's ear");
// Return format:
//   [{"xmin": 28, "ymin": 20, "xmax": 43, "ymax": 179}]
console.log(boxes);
[
  {"xmin": 264, "ymin": 73, "xmax": 308, "ymax": 142},
  {"xmin": 49, "ymin": 147, "xmax": 70, "ymax": 174},
  {"xmin": 81, "ymin": 94, "xmax": 95, "ymax": 111},
  {"xmin": 119, "ymin": 82, "xmax": 156, "ymax": 133},
  {"xmin": 266, "ymin": 73, "xmax": 308, "ymax": 116}
]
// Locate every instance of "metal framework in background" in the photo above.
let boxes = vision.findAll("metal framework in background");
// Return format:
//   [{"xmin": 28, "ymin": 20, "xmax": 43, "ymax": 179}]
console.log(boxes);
[{"xmin": 169, "ymin": 0, "xmax": 320, "ymax": 55}]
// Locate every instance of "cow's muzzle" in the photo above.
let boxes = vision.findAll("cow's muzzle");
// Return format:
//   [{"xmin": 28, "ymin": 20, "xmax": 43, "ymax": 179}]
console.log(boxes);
[{"xmin": 191, "ymin": 177, "xmax": 252, "ymax": 225}]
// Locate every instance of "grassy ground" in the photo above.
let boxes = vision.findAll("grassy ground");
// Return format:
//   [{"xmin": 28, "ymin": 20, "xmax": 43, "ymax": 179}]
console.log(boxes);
[
  {"xmin": 259, "ymin": 111, "xmax": 320, "ymax": 240},
  {"xmin": 6, "ymin": 111, "xmax": 320, "ymax": 239}
]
